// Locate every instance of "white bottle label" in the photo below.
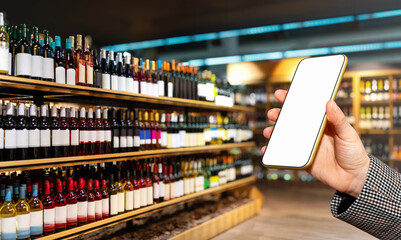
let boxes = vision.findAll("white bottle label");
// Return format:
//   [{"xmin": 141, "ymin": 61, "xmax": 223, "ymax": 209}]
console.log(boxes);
[
  {"xmin": 17, "ymin": 213, "xmax": 30, "ymax": 239},
  {"xmin": 104, "ymin": 130, "xmax": 112, "ymax": 142},
  {"xmin": 52, "ymin": 129, "xmax": 61, "ymax": 146},
  {"xmin": 102, "ymin": 198, "xmax": 109, "ymax": 216},
  {"xmin": 125, "ymin": 191, "xmax": 134, "ymax": 211},
  {"xmin": 133, "ymin": 81, "xmax": 139, "ymax": 94},
  {"xmin": 120, "ymin": 136, "xmax": 127, "ymax": 148},
  {"xmin": 78, "ymin": 63, "xmax": 85, "ymax": 84},
  {"xmin": 102, "ymin": 73, "xmax": 111, "ymax": 90},
  {"xmin": 140, "ymin": 188, "xmax": 147, "ymax": 207},
  {"xmin": 77, "ymin": 201, "xmax": 88, "ymax": 217},
  {"xmin": 87, "ymin": 201, "xmax": 95, "ymax": 218},
  {"xmin": 16, "ymin": 53, "xmax": 32, "ymax": 76},
  {"xmin": 8, "ymin": 52, "xmax": 11, "ymax": 75},
  {"xmin": 111, "ymin": 75, "xmax": 118, "ymax": 90},
  {"xmin": 168, "ymin": 82, "xmax": 173, "ymax": 97},
  {"xmin": 89, "ymin": 130, "xmax": 96, "ymax": 143},
  {"xmin": 28, "ymin": 129, "xmax": 40, "ymax": 148},
  {"xmin": 147, "ymin": 186, "xmax": 153, "ymax": 205},
  {"xmin": 118, "ymin": 76, "xmax": 126, "ymax": 91},
  {"xmin": 161, "ymin": 131, "xmax": 167, "ymax": 147},
  {"xmin": 55, "ymin": 205, "xmax": 67, "ymax": 224},
  {"xmin": 139, "ymin": 82, "xmax": 146, "ymax": 95},
  {"xmin": 31, "ymin": 55, "xmax": 43, "ymax": 78},
  {"xmin": 2, "ymin": 216, "xmax": 16, "ymax": 239},
  {"xmin": 159, "ymin": 181, "xmax": 165, "ymax": 198},
  {"xmin": 95, "ymin": 200, "xmax": 102, "ymax": 218},
  {"xmin": 40, "ymin": 129, "xmax": 51, "ymax": 147},
  {"xmin": 44, "ymin": 208, "xmax": 55, "ymax": 225},
  {"xmin": 96, "ymin": 130, "xmax": 105, "ymax": 143},
  {"xmin": 147, "ymin": 82, "xmax": 153, "ymax": 96},
  {"xmin": 55, "ymin": 66, "xmax": 66, "ymax": 84},
  {"xmin": 16, "ymin": 129, "xmax": 29, "ymax": 148},
  {"xmin": 179, "ymin": 130, "xmax": 186, "ymax": 148},
  {"xmin": 126, "ymin": 77, "xmax": 134, "ymax": 93},
  {"xmin": 71, "ymin": 129, "xmax": 79, "ymax": 146},
  {"xmin": 134, "ymin": 136, "xmax": 140, "ymax": 147},
  {"xmin": 30, "ymin": 210, "xmax": 43, "ymax": 235},
  {"xmin": 133, "ymin": 189, "xmax": 140, "ymax": 209},
  {"xmin": 127, "ymin": 136, "xmax": 134, "ymax": 148},
  {"xmin": 60, "ymin": 129, "xmax": 70, "ymax": 146},
  {"xmin": 0, "ymin": 129, "xmax": 4, "ymax": 149},
  {"xmin": 117, "ymin": 192, "xmax": 124, "ymax": 213},
  {"xmin": 0, "ymin": 47, "xmax": 9, "ymax": 72},
  {"xmin": 110, "ymin": 194, "xmax": 118, "ymax": 215},
  {"xmin": 153, "ymin": 182, "xmax": 159, "ymax": 199},
  {"xmin": 87, "ymin": 66, "xmax": 94, "ymax": 85},
  {"xmin": 164, "ymin": 183, "xmax": 170, "ymax": 200},
  {"xmin": 67, "ymin": 204, "xmax": 77, "ymax": 222},
  {"xmin": 158, "ymin": 81, "xmax": 165, "ymax": 96},
  {"xmin": 113, "ymin": 136, "xmax": 119, "ymax": 148},
  {"xmin": 80, "ymin": 130, "xmax": 88, "ymax": 143},
  {"xmin": 184, "ymin": 179, "xmax": 190, "ymax": 195},
  {"xmin": 5, "ymin": 129, "xmax": 17, "ymax": 149},
  {"xmin": 43, "ymin": 58, "xmax": 54, "ymax": 80},
  {"xmin": 66, "ymin": 68, "xmax": 76, "ymax": 85}
]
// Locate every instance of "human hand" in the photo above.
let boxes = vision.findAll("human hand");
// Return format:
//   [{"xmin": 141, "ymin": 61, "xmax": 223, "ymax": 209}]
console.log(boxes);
[{"xmin": 261, "ymin": 89, "xmax": 370, "ymax": 198}]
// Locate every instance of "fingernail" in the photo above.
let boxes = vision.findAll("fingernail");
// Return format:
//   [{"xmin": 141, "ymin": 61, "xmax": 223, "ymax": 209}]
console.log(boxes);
[{"xmin": 331, "ymin": 100, "xmax": 339, "ymax": 112}]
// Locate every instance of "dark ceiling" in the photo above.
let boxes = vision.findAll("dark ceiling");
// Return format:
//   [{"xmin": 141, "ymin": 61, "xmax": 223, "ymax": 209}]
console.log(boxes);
[{"xmin": 3, "ymin": 0, "xmax": 401, "ymax": 46}]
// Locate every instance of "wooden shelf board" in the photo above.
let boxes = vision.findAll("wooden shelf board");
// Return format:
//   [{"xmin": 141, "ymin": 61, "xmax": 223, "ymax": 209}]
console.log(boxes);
[
  {"xmin": 38, "ymin": 176, "xmax": 256, "ymax": 240},
  {"xmin": 0, "ymin": 142, "xmax": 255, "ymax": 172},
  {"xmin": 336, "ymin": 99, "xmax": 353, "ymax": 105},
  {"xmin": 0, "ymin": 75, "xmax": 255, "ymax": 112},
  {"xmin": 359, "ymin": 129, "xmax": 401, "ymax": 135},
  {"xmin": 360, "ymin": 99, "xmax": 391, "ymax": 105}
]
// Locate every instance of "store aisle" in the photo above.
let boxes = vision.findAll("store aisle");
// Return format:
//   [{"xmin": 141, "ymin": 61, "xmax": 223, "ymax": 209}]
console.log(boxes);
[{"xmin": 213, "ymin": 182, "xmax": 376, "ymax": 240}]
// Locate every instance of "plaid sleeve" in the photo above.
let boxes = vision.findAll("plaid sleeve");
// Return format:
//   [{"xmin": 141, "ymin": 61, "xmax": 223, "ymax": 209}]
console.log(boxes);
[{"xmin": 331, "ymin": 154, "xmax": 401, "ymax": 240}]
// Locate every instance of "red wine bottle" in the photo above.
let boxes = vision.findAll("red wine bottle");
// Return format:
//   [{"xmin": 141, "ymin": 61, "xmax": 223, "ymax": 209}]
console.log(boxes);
[
  {"xmin": 102, "ymin": 109, "xmax": 112, "ymax": 154},
  {"xmin": 78, "ymin": 107, "xmax": 88, "ymax": 156},
  {"xmin": 95, "ymin": 108, "xmax": 104, "ymax": 155},
  {"xmin": 16, "ymin": 103, "xmax": 28, "ymax": 160},
  {"xmin": 94, "ymin": 179, "xmax": 102, "ymax": 221},
  {"xmin": 133, "ymin": 109, "xmax": 140, "ymax": 151},
  {"xmin": 59, "ymin": 107, "xmax": 70, "ymax": 157},
  {"xmin": 54, "ymin": 180, "xmax": 66, "ymax": 232},
  {"xmin": 117, "ymin": 109, "xmax": 127, "ymax": 153},
  {"xmin": 50, "ymin": 106, "xmax": 61, "ymax": 158},
  {"xmin": 87, "ymin": 108, "xmax": 96, "ymax": 155},
  {"xmin": 69, "ymin": 107, "xmax": 79, "ymax": 156},
  {"xmin": 39, "ymin": 105, "xmax": 51, "ymax": 158},
  {"xmin": 126, "ymin": 109, "xmax": 134, "ymax": 152},
  {"xmin": 109, "ymin": 108, "xmax": 119, "ymax": 153},
  {"xmin": 4, "ymin": 102, "xmax": 17, "ymax": 161},
  {"xmin": 65, "ymin": 178, "xmax": 77, "ymax": 229},
  {"xmin": 28, "ymin": 104, "xmax": 40, "ymax": 159}
]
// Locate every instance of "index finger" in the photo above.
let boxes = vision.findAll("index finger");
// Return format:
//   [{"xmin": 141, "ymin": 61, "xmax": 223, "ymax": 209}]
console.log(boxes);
[{"xmin": 274, "ymin": 89, "xmax": 288, "ymax": 103}]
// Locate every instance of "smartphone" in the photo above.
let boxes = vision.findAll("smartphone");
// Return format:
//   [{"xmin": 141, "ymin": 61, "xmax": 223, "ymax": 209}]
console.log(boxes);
[{"xmin": 262, "ymin": 54, "xmax": 348, "ymax": 169}]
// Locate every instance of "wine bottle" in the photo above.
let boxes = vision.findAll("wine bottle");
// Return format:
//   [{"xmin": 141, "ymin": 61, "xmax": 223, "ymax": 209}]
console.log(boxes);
[
  {"xmin": 158, "ymin": 159, "xmax": 164, "ymax": 202},
  {"xmin": 9, "ymin": 25, "xmax": 18, "ymax": 76},
  {"xmin": 64, "ymin": 38, "xmax": 75, "ymax": 85},
  {"xmin": 117, "ymin": 109, "xmax": 127, "ymax": 153},
  {"xmin": 138, "ymin": 164, "xmax": 147, "ymax": 207},
  {"xmin": 133, "ymin": 109, "xmax": 140, "ymax": 151},
  {"xmin": 42, "ymin": 180, "xmax": 55, "ymax": 235},
  {"xmin": 27, "ymin": 104, "xmax": 41, "ymax": 159},
  {"xmin": 102, "ymin": 109, "xmax": 112, "ymax": 154},
  {"xmin": 160, "ymin": 113, "xmax": 168, "ymax": 149},
  {"xmin": 157, "ymin": 60, "xmax": 164, "ymax": 97},
  {"xmin": 50, "ymin": 106, "xmax": 61, "ymax": 158},
  {"xmin": 152, "ymin": 162, "xmax": 160, "ymax": 204},
  {"xmin": 75, "ymin": 34, "xmax": 85, "ymax": 86},
  {"xmin": 163, "ymin": 165, "xmax": 170, "ymax": 201},
  {"xmin": 166, "ymin": 113, "xmax": 173, "ymax": 149},
  {"xmin": 65, "ymin": 178, "xmax": 77, "ymax": 229},
  {"xmin": 125, "ymin": 55, "xmax": 133, "ymax": 93},
  {"xmin": 87, "ymin": 180, "xmax": 95, "ymax": 223},
  {"xmin": 16, "ymin": 24, "xmax": 31, "ymax": 78},
  {"xmin": 1, "ymin": 187, "xmax": 17, "ymax": 240},
  {"xmin": 109, "ymin": 51, "xmax": 118, "ymax": 91},
  {"xmin": 109, "ymin": 108, "xmax": 119, "ymax": 153},
  {"xmin": 42, "ymin": 30, "xmax": 54, "ymax": 81},
  {"xmin": 151, "ymin": 61, "xmax": 159, "ymax": 96},
  {"xmin": 178, "ymin": 114, "xmax": 187, "ymax": 148},
  {"xmin": 84, "ymin": 36, "xmax": 93, "ymax": 87},
  {"xmin": 172, "ymin": 60, "xmax": 180, "ymax": 98},
  {"xmin": 0, "ymin": 106, "xmax": 4, "ymax": 160},
  {"xmin": 116, "ymin": 52, "xmax": 126, "ymax": 92},
  {"xmin": 100, "ymin": 179, "xmax": 109, "ymax": 219},
  {"xmin": 29, "ymin": 183, "xmax": 43, "ymax": 237},
  {"xmin": 100, "ymin": 49, "xmax": 110, "ymax": 90},
  {"xmin": 94, "ymin": 179, "xmax": 102, "ymax": 221},
  {"xmin": 69, "ymin": 107, "xmax": 79, "ymax": 156},
  {"xmin": 115, "ymin": 170, "xmax": 124, "ymax": 214},
  {"xmin": 145, "ymin": 163, "xmax": 153, "ymax": 206},
  {"xmin": 145, "ymin": 59, "xmax": 153, "ymax": 95},
  {"xmin": 39, "ymin": 105, "xmax": 51, "ymax": 158},
  {"xmin": 132, "ymin": 57, "xmax": 139, "ymax": 94},
  {"xmin": 95, "ymin": 107, "xmax": 104, "ymax": 154},
  {"xmin": 0, "ymin": 12, "xmax": 9, "ymax": 75},
  {"xmin": 13, "ymin": 182, "xmax": 20, "ymax": 204},
  {"xmin": 77, "ymin": 178, "xmax": 88, "ymax": 226},
  {"xmin": 54, "ymin": 180, "xmax": 66, "ymax": 232},
  {"xmin": 149, "ymin": 112, "xmax": 157, "ymax": 150},
  {"xmin": 59, "ymin": 107, "xmax": 70, "ymax": 157},
  {"xmin": 93, "ymin": 49, "xmax": 102, "ymax": 88},
  {"xmin": 4, "ymin": 102, "xmax": 16, "ymax": 161},
  {"xmin": 131, "ymin": 167, "xmax": 140, "ymax": 210},
  {"xmin": 143, "ymin": 111, "xmax": 151, "ymax": 150},
  {"xmin": 123, "ymin": 170, "xmax": 133, "ymax": 211},
  {"xmin": 15, "ymin": 184, "xmax": 30, "ymax": 239},
  {"xmin": 30, "ymin": 26, "xmax": 43, "ymax": 80},
  {"xmin": 78, "ymin": 107, "xmax": 88, "ymax": 156},
  {"xmin": 108, "ymin": 173, "xmax": 118, "ymax": 216},
  {"xmin": 16, "ymin": 103, "xmax": 29, "ymax": 160},
  {"xmin": 54, "ymin": 36, "xmax": 65, "ymax": 84},
  {"xmin": 87, "ymin": 108, "xmax": 96, "ymax": 155},
  {"xmin": 126, "ymin": 110, "xmax": 134, "ymax": 152},
  {"xmin": 138, "ymin": 59, "xmax": 146, "ymax": 95}
]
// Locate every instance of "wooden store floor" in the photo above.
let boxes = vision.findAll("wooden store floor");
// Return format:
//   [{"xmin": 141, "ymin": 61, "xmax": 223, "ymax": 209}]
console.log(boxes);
[{"xmin": 213, "ymin": 182, "xmax": 376, "ymax": 240}]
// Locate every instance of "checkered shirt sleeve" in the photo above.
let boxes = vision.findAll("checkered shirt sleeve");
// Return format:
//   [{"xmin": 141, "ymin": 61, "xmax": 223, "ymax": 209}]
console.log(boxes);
[{"xmin": 331, "ymin": 154, "xmax": 401, "ymax": 240}]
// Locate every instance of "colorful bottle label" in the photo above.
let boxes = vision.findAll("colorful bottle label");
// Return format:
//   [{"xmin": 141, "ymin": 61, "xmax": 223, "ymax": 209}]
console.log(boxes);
[
  {"xmin": 67, "ymin": 203, "xmax": 77, "ymax": 225},
  {"xmin": 151, "ymin": 130, "xmax": 157, "ymax": 144},
  {"xmin": 55, "ymin": 66, "xmax": 66, "ymax": 84},
  {"xmin": 125, "ymin": 191, "xmax": 134, "ymax": 211},
  {"xmin": 2, "ymin": 216, "xmax": 17, "ymax": 240},
  {"xmin": 66, "ymin": 68, "xmax": 76, "ymax": 85},
  {"xmin": 133, "ymin": 189, "xmax": 140, "ymax": 209},
  {"xmin": 17, "ymin": 213, "xmax": 30, "ymax": 239},
  {"xmin": 140, "ymin": 130, "xmax": 145, "ymax": 146},
  {"xmin": 30, "ymin": 210, "xmax": 43, "ymax": 235},
  {"xmin": 145, "ymin": 130, "xmax": 151, "ymax": 144},
  {"xmin": 110, "ymin": 194, "xmax": 118, "ymax": 215},
  {"xmin": 43, "ymin": 58, "xmax": 54, "ymax": 80},
  {"xmin": 5, "ymin": 129, "xmax": 17, "ymax": 149},
  {"xmin": 16, "ymin": 129, "xmax": 29, "ymax": 148},
  {"xmin": 31, "ymin": 55, "xmax": 43, "ymax": 78},
  {"xmin": 16, "ymin": 53, "xmax": 32, "ymax": 76},
  {"xmin": 28, "ymin": 129, "xmax": 40, "ymax": 148},
  {"xmin": 117, "ymin": 192, "xmax": 124, "ymax": 213}
]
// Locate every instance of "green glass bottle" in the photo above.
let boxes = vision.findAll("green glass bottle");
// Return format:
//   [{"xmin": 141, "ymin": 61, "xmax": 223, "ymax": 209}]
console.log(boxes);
[
  {"xmin": 1, "ymin": 186, "xmax": 17, "ymax": 240},
  {"xmin": 30, "ymin": 26, "xmax": 43, "ymax": 80},
  {"xmin": 0, "ymin": 12, "xmax": 9, "ymax": 75},
  {"xmin": 15, "ymin": 184, "xmax": 30, "ymax": 240},
  {"xmin": 28, "ymin": 183, "xmax": 43, "ymax": 238}
]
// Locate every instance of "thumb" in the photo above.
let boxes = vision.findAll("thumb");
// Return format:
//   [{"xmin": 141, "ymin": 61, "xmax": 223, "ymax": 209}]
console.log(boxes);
[{"xmin": 326, "ymin": 100, "xmax": 354, "ymax": 139}]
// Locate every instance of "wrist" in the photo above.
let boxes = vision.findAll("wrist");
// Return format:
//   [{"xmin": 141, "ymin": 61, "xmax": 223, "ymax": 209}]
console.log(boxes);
[{"xmin": 344, "ymin": 154, "xmax": 370, "ymax": 198}]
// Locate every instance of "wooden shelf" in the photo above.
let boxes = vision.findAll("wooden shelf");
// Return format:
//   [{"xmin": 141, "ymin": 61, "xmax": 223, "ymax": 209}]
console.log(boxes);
[
  {"xmin": 359, "ymin": 129, "xmax": 401, "ymax": 135},
  {"xmin": 336, "ymin": 99, "xmax": 353, "ymax": 105},
  {"xmin": 0, "ymin": 75, "xmax": 255, "ymax": 112},
  {"xmin": 38, "ymin": 176, "xmax": 256, "ymax": 240},
  {"xmin": 0, "ymin": 142, "xmax": 255, "ymax": 172},
  {"xmin": 360, "ymin": 99, "xmax": 391, "ymax": 105}
]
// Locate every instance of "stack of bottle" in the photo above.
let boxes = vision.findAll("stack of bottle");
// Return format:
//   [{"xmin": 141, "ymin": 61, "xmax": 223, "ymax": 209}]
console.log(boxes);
[
  {"xmin": 0, "ymin": 152, "xmax": 254, "ymax": 238},
  {"xmin": 0, "ymin": 102, "xmax": 253, "ymax": 160},
  {"xmin": 360, "ymin": 78, "xmax": 390, "ymax": 102},
  {"xmin": 393, "ymin": 105, "xmax": 401, "ymax": 128},
  {"xmin": 362, "ymin": 137, "xmax": 389, "ymax": 159},
  {"xmin": 359, "ymin": 106, "xmax": 391, "ymax": 130}
]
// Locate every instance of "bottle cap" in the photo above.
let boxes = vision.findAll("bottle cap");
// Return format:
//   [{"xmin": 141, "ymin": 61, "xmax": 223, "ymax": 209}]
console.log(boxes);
[
  {"xmin": 50, "ymin": 41, "xmax": 55, "ymax": 51},
  {"xmin": 68, "ymin": 178, "xmax": 74, "ymax": 191},
  {"xmin": 96, "ymin": 107, "xmax": 101, "ymax": 119},
  {"xmin": 0, "ymin": 184, "xmax": 5, "ymax": 197},
  {"xmin": 125, "ymin": 55, "xmax": 131, "ymax": 65},
  {"xmin": 54, "ymin": 35, "xmax": 61, "ymax": 47},
  {"xmin": 66, "ymin": 38, "xmax": 72, "ymax": 50},
  {"xmin": 76, "ymin": 34, "xmax": 82, "ymax": 47},
  {"xmin": 40, "ymin": 105, "xmax": 48, "ymax": 117},
  {"xmin": 0, "ymin": 12, "xmax": 4, "ymax": 26},
  {"xmin": 6, "ymin": 102, "xmax": 14, "ymax": 116},
  {"xmin": 108, "ymin": 51, "xmax": 114, "ymax": 61},
  {"xmin": 102, "ymin": 108, "xmax": 108, "ymax": 120},
  {"xmin": 87, "ymin": 180, "xmax": 93, "ymax": 190},
  {"xmin": 69, "ymin": 107, "xmax": 76, "ymax": 118},
  {"xmin": 60, "ymin": 107, "xmax": 66, "ymax": 117},
  {"xmin": 51, "ymin": 106, "xmax": 58, "ymax": 117},
  {"xmin": 18, "ymin": 103, "xmax": 25, "ymax": 116},
  {"xmin": 29, "ymin": 104, "xmax": 37, "ymax": 117},
  {"xmin": 44, "ymin": 180, "xmax": 50, "ymax": 195},
  {"xmin": 80, "ymin": 107, "xmax": 86, "ymax": 118},
  {"xmin": 101, "ymin": 49, "xmax": 107, "ymax": 59},
  {"xmin": 87, "ymin": 108, "xmax": 93, "ymax": 119},
  {"xmin": 19, "ymin": 184, "xmax": 26, "ymax": 199},
  {"xmin": 79, "ymin": 178, "xmax": 84, "ymax": 189},
  {"xmin": 32, "ymin": 183, "xmax": 38, "ymax": 197},
  {"xmin": 117, "ymin": 52, "xmax": 123, "ymax": 62},
  {"xmin": 5, "ymin": 188, "xmax": 11, "ymax": 202},
  {"xmin": 102, "ymin": 179, "xmax": 107, "ymax": 188},
  {"xmin": 94, "ymin": 180, "xmax": 99, "ymax": 189},
  {"xmin": 57, "ymin": 180, "xmax": 62, "ymax": 193}
]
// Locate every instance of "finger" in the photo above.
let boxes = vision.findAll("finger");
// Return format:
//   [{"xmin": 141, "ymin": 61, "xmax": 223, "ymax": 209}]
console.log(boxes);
[
  {"xmin": 267, "ymin": 108, "xmax": 281, "ymax": 122},
  {"xmin": 326, "ymin": 100, "xmax": 357, "ymax": 140},
  {"xmin": 274, "ymin": 89, "xmax": 288, "ymax": 103},
  {"xmin": 260, "ymin": 146, "xmax": 266, "ymax": 154},
  {"xmin": 263, "ymin": 126, "xmax": 274, "ymax": 139}
]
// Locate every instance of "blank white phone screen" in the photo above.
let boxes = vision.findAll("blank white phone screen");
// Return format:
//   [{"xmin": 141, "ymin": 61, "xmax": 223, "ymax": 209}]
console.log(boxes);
[{"xmin": 262, "ymin": 55, "xmax": 346, "ymax": 168}]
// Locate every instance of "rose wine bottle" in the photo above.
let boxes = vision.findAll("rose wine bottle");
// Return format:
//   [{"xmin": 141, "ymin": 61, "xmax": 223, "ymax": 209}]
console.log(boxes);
[
  {"xmin": 95, "ymin": 108, "xmax": 104, "ymax": 155},
  {"xmin": 94, "ymin": 180, "xmax": 102, "ymax": 221},
  {"xmin": 77, "ymin": 178, "xmax": 88, "ymax": 226},
  {"xmin": 158, "ymin": 159, "xmax": 165, "ymax": 203},
  {"xmin": 145, "ymin": 163, "xmax": 153, "ymax": 206},
  {"xmin": 75, "ymin": 34, "xmax": 85, "ymax": 86},
  {"xmin": 78, "ymin": 107, "xmax": 88, "ymax": 156},
  {"xmin": 64, "ymin": 38, "xmax": 76, "ymax": 85},
  {"xmin": 69, "ymin": 107, "xmax": 79, "ymax": 156},
  {"xmin": 16, "ymin": 103, "xmax": 29, "ymax": 160},
  {"xmin": 42, "ymin": 180, "xmax": 55, "ymax": 235},
  {"xmin": 87, "ymin": 180, "xmax": 95, "ymax": 223},
  {"xmin": 84, "ymin": 36, "xmax": 93, "ymax": 87},
  {"xmin": 65, "ymin": 178, "xmax": 77, "ymax": 229},
  {"xmin": 163, "ymin": 165, "xmax": 171, "ymax": 201},
  {"xmin": 138, "ymin": 164, "xmax": 147, "ymax": 208},
  {"xmin": 152, "ymin": 162, "xmax": 160, "ymax": 204},
  {"xmin": 102, "ymin": 109, "xmax": 112, "ymax": 154},
  {"xmin": 29, "ymin": 183, "xmax": 43, "ymax": 238},
  {"xmin": 87, "ymin": 108, "xmax": 96, "ymax": 155},
  {"xmin": 101, "ymin": 179, "xmax": 109, "ymax": 219},
  {"xmin": 115, "ymin": 170, "xmax": 124, "ymax": 214},
  {"xmin": 54, "ymin": 180, "xmax": 66, "ymax": 232},
  {"xmin": 169, "ymin": 164, "xmax": 176, "ymax": 200},
  {"xmin": 132, "ymin": 57, "xmax": 139, "ymax": 94}
]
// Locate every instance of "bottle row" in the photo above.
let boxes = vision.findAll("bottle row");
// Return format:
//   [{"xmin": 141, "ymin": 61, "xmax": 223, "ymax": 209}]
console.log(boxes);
[
  {"xmin": 360, "ymin": 78, "xmax": 390, "ymax": 101},
  {"xmin": 0, "ymin": 102, "xmax": 253, "ymax": 160},
  {"xmin": 0, "ymin": 152, "xmax": 254, "ymax": 238},
  {"xmin": 359, "ymin": 106, "xmax": 391, "ymax": 130},
  {"xmin": 393, "ymin": 105, "xmax": 401, "ymax": 128},
  {"xmin": 336, "ymin": 81, "xmax": 353, "ymax": 101},
  {"xmin": 362, "ymin": 137, "xmax": 389, "ymax": 159}
]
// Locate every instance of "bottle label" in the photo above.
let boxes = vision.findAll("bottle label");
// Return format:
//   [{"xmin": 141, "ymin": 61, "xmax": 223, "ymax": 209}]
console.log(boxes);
[
  {"xmin": 147, "ymin": 83, "xmax": 153, "ymax": 96},
  {"xmin": 55, "ymin": 66, "xmax": 66, "ymax": 84},
  {"xmin": 179, "ymin": 180, "xmax": 184, "ymax": 197},
  {"xmin": 190, "ymin": 177, "xmax": 195, "ymax": 193},
  {"xmin": 151, "ymin": 130, "xmax": 157, "ymax": 144},
  {"xmin": 140, "ymin": 188, "xmax": 147, "ymax": 207},
  {"xmin": 95, "ymin": 200, "xmax": 102, "ymax": 218},
  {"xmin": 127, "ymin": 136, "xmax": 134, "ymax": 148},
  {"xmin": 120, "ymin": 136, "xmax": 127, "ymax": 148},
  {"xmin": 8, "ymin": 52, "xmax": 11, "ymax": 75},
  {"xmin": 102, "ymin": 198, "xmax": 109, "ymax": 216},
  {"xmin": 16, "ymin": 129, "xmax": 29, "ymax": 148},
  {"xmin": 164, "ymin": 183, "xmax": 170, "ymax": 200},
  {"xmin": 55, "ymin": 205, "xmax": 67, "ymax": 224},
  {"xmin": 145, "ymin": 130, "xmax": 151, "ymax": 144},
  {"xmin": 0, "ymin": 47, "xmax": 9, "ymax": 72},
  {"xmin": 44, "ymin": 208, "xmax": 56, "ymax": 225},
  {"xmin": 153, "ymin": 182, "xmax": 159, "ymax": 199},
  {"xmin": 30, "ymin": 210, "xmax": 43, "ymax": 235},
  {"xmin": 179, "ymin": 130, "xmax": 186, "ymax": 148},
  {"xmin": 147, "ymin": 186, "xmax": 153, "ymax": 205},
  {"xmin": 197, "ymin": 83, "xmax": 202, "ymax": 97},
  {"xmin": 5, "ymin": 129, "xmax": 17, "ymax": 149},
  {"xmin": 111, "ymin": 75, "xmax": 118, "ymax": 90},
  {"xmin": 60, "ymin": 129, "xmax": 70, "ymax": 146},
  {"xmin": 196, "ymin": 176, "xmax": 204, "ymax": 192},
  {"xmin": 102, "ymin": 73, "xmax": 111, "ymax": 90},
  {"xmin": 79, "ymin": 61, "xmax": 86, "ymax": 84},
  {"xmin": 43, "ymin": 58, "xmax": 54, "ymax": 80},
  {"xmin": 71, "ymin": 129, "xmax": 79, "ymax": 146},
  {"xmin": 66, "ymin": 68, "xmax": 76, "ymax": 85},
  {"xmin": 2, "ymin": 216, "xmax": 16, "ymax": 240},
  {"xmin": 168, "ymin": 82, "xmax": 173, "ymax": 97},
  {"xmin": 140, "ymin": 130, "xmax": 145, "ymax": 145},
  {"xmin": 167, "ymin": 133, "xmax": 172, "ymax": 149},
  {"xmin": 17, "ymin": 213, "xmax": 30, "ymax": 239},
  {"xmin": 159, "ymin": 181, "xmax": 165, "ymax": 198},
  {"xmin": 133, "ymin": 189, "xmax": 140, "ymax": 209},
  {"xmin": 52, "ymin": 129, "xmax": 61, "ymax": 146},
  {"xmin": 104, "ymin": 130, "xmax": 112, "ymax": 142},
  {"xmin": 117, "ymin": 192, "xmax": 124, "ymax": 212},
  {"xmin": 77, "ymin": 201, "xmax": 88, "ymax": 218},
  {"xmin": 80, "ymin": 130, "xmax": 88, "ymax": 143},
  {"xmin": 87, "ymin": 65, "xmax": 94, "ymax": 85},
  {"xmin": 161, "ymin": 131, "xmax": 167, "ymax": 147},
  {"xmin": 110, "ymin": 194, "xmax": 118, "ymax": 215},
  {"xmin": 113, "ymin": 136, "xmax": 119, "ymax": 148},
  {"xmin": 133, "ymin": 80, "xmax": 139, "ymax": 94},
  {"xmin": 89, "ymin": 130, "xmax": 96, "ymax": 143},
  {"xmin": 140, "ymin": 82, "xmax": 147, "ymax": 95},
  {"xmin": 0, "ymin": 129, "xmax": 4, "ymax": 149},
  {"xmin": 67, "ymin": 203, "xmax": 77, "ymax": 223},
  {"xmin": 31, "ymin": 55, "xmax": 44, "ymax": 78},
  {"xmin": 125, "ymin": 191, "xmax": 134, "ymax": 211},
  {"xmin": 88, "ymin": 201, "xmax": 95, "ymax": 219},
  {"xmin": 158, "ymin": 81, "xmax": 164, "ymax": 96},
  {"xmin": 126, "ymin": 77, "xmax": 134, "ymax": 93},
  {"xmin": 16, "ymin": 53, "xmax": 32, "ymax": 76},
  {"xmin": 170, "ymin": 181, "xmax": 175, "ymax": 199},
  {"xmin": 97, "ymin": 130, "xmax": 105, "ymax": 142},
  {"xmin": 184, "ymin": 179, "xmax": 190, "ymax": 195},
  {"xmin": 118, "ymin": 76, "xmax": 126, "ymax": 91},
  {"xmin": 134, "ymin": 136, "xmax": 140, "ymax": 147},
  {"xmin": 40, "ymin": 129, "xmax": 51, "ymax": 147}
]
